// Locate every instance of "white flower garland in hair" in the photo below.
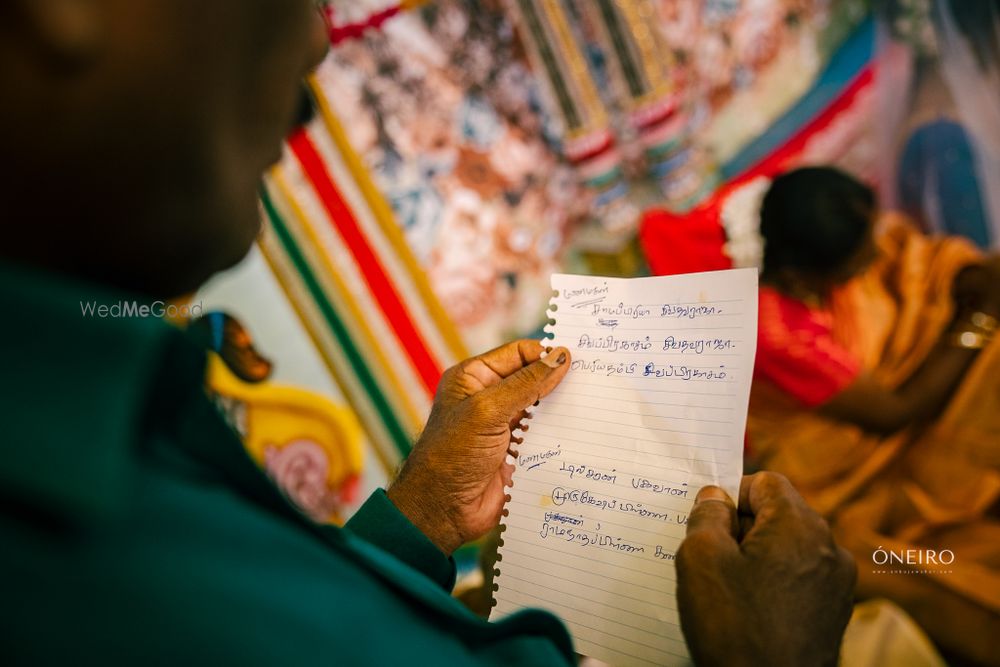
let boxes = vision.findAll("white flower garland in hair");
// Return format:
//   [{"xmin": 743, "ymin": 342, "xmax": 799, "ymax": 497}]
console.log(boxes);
[
  {"xmin": 889, "ymin": 0, "xmax": 938, "ymax": 56},
  {"xmin": 720, "ymin": 175, "xmax": 771, "ymax": 270}
]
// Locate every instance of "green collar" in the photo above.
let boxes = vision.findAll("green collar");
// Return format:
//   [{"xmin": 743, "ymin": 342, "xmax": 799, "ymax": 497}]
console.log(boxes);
[{"xmin": 0, "ymin": 261, "xmax": 207, "ymax": 524}]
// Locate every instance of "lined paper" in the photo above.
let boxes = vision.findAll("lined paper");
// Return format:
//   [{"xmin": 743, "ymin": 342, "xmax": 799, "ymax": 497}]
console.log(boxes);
[{"xmin": 493, "ymin": 270, "xmax": 758, "ymax": 667}]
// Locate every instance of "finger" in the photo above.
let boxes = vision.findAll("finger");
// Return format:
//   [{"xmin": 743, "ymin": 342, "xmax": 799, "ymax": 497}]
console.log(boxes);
[
  {"xmin": 738, "ymin": 472, "xmax": 825, "ymax": 547},
  {"xmin": 438, "ymin": 341, "xmax": 545, "ymax": 406},
  {"xmin": 685, "ymin": 486, "xmax": 739, "ymax": 544},
  {"xmin": 677, "ymin": 487, "xmax": 739, "ymax": 571},
  {"xmin": 738, "ymin": 471, "xmax": 802, "ymax": 517},
  {"xmin": 485, "ymin": 347, "xmax": 571, "ymax": 416},
  {"xmin": 471, "ymin": 339, "xmax": 546, "ymax": 385}
]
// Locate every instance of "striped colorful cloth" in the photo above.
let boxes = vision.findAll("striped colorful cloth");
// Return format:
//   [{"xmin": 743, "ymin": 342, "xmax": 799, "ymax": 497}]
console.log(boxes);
[{"xmin": 258, "ymin": 78, "xmax": 467, "ymax": 472}]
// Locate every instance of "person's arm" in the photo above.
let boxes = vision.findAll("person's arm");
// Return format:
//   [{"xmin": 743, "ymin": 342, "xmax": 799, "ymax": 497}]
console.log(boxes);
[
  {"xmin": 819, "ymin": 343, "xmax": 979, "ymax": 435},
  {"xmin": 676, "ymin": 473, "xmax": 857, "ymax": 667},
  {"xmin": 344, "ymin": 489, "xmax": 458, "ymax": 591},
  {"xmin": 819, "ymin": 264, "xmax": 1000, "ymax": 434}
]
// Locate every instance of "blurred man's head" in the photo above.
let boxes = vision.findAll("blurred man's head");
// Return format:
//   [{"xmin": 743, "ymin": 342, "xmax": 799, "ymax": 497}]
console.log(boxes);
[
  {"xmin": 760, "ymin": 166, "xmax": 879, "ymax": 291},
  {"xmin": 0, "ymin": 0, "xmax": 328, "ymax": 296}
]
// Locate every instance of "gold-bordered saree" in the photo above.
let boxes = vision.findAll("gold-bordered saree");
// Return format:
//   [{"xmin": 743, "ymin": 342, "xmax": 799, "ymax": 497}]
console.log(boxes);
[{"xmin": 748, "ymin": 216, "xmax": 1000, "ymax": 665}]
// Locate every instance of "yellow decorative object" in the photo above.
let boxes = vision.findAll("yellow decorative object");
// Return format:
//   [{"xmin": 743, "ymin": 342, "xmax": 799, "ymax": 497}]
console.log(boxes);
[
  {"xmin": 536, "ymin": 0, "xmax": 608, "ymax": 131},
  {"xmin": 207, "ymin": 354, "xmax": 364, "ymax": 525},
  {"xmin": 615, "ymin": 0, "xmax": 670, "ymax": 94}
]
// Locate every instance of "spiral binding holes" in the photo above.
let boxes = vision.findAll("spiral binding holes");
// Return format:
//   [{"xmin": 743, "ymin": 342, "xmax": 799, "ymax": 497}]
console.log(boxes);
[
  {"xmin": 492, "ymin": 286, "xmax": 560, "ymax": 616},
  {"xmin": 541, "ymin": 290, "xmax": 558, "ymax": 346}
]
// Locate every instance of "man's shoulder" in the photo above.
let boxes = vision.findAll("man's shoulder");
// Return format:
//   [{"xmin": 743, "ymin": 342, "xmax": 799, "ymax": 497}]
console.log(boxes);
[
  {"xmin": 0, "ymin": 444, "xmax": 574, "ymax": 666},
  {"xmin": 0, "ymin": 461, "xmax": 441, "ymax": 662}
]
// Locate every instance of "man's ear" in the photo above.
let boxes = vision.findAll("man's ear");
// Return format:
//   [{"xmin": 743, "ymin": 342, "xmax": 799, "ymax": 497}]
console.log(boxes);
[{"xmin": 10, "ymin": 0, "xmax": 104, "ymax": 72}]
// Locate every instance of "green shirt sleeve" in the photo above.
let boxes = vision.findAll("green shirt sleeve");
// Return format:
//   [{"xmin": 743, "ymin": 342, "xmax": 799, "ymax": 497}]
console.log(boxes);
[{"xmin": 345, "ymin": 489, "xmax": 457, "ymax": 591}]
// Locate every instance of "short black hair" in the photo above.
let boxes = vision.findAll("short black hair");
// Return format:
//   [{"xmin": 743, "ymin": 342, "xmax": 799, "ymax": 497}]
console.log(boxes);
[{"xmin": 760, "ymin": 167, "xmax": 875, "ymax": 274}]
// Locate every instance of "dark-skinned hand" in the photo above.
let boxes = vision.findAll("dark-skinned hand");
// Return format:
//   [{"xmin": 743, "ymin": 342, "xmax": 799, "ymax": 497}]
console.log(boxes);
[
  {"xmin": 387, "ymin": 340, "xmax": 570, "ymax": 555},
  {"xmin": 676, "ymin": 472, "xmax": 857, "ymax": 667}
]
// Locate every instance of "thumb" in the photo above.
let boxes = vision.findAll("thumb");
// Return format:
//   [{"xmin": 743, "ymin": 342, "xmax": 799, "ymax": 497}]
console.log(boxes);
[
  {"xmin": 685, "ymin": 486, "xmax": 739, "ymax": 545},
  {"xmin": 486, "ymin": 346, "xmax": 570, "ymax": 416}
]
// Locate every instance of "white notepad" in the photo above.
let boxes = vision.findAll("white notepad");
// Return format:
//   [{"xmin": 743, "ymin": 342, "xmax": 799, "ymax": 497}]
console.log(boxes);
[{"xmin": 492, "ymin": 270, "xmax": 758, "ymax": 667}]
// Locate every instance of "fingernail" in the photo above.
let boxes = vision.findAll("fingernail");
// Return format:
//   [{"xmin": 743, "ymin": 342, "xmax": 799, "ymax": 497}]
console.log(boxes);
[
  {"xmin": 542, "ymin": 348, "xmax": 568, "ymax": 368},
  {"xmin": 694, "ymin": 486, "xmax": 730, "ymax": 505}
]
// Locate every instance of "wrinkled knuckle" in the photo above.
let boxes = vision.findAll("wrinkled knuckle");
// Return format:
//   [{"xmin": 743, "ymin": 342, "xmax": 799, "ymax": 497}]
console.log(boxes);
[
  {"xmin": 465, "ymin": 392, "xmax": 494, "ymax": 419},
  {"xmin": 440, "ymin": 364, "xmax": 461, "ymax": 387},
  {"xmin": 756, "ymin": 470, "xmax": 794, "ymax": 497},
  {"xmin": 523, "ymin": 362, "xmax": 549, "ymax": 385},
  {"xmin": 512, "ymin": 369, "xmax": 544, "ymax": 401},
  {"xmin": 471, "ymin": 390, "xmax": 495, "ymax": 411},
  {"xmin": 767, "ymin": 493, "xmax": 797, "ymax": 518}
]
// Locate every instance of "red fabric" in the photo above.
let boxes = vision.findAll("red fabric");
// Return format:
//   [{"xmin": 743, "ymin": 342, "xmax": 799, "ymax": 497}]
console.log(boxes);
[
  {"xmin": 288, "ymin": 129, "xmax": 443, "ymax": 396},
  {"xmin": 638, "ymin": 205, "xmax": 731, "ymax": 276},
  {"xmin": 324, "ymin": 6, "xmax": 402, "ymax": 45},
  {"xmin": 755, "ymin": 287, "xmax": 861, "ymax": 407},
  {"xmin": 638, "ymin": 65, "xmax": 875, "ymax": 276}
]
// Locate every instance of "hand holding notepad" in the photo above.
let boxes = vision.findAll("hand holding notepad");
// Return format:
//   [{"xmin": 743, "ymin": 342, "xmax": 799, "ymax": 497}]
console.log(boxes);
[{"xmin": 492, "ymin": 270, "xmax": 758, "ymax": 667}]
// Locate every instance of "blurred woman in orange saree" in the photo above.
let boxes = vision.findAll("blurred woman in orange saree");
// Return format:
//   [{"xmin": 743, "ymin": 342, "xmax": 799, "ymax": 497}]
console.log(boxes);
[{"xmin": 748, "ymin": 168, "xmax": 1000, "ymax": 665}]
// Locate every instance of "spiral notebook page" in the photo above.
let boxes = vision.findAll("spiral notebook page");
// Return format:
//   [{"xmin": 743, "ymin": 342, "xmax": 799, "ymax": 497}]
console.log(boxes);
[{"xmin": 493, "ymin": 270, "xmax": 758, "ymax": 667}]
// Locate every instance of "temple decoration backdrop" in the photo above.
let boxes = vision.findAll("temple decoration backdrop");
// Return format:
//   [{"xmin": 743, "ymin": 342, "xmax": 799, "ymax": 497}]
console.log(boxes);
[
  {"xmin": 312, "ymin": 0, "xmax": 873, "ymax": 353},
  {"xmin": 199, "ymin": 0, "xmax": 999, "ymax": 498}
]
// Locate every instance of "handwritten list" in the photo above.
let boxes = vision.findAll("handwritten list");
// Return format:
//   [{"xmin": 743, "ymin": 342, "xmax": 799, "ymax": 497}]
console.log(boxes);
[{"xmin": 492, "ymin": 270, "xmax": 758, "ymax": 667}]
